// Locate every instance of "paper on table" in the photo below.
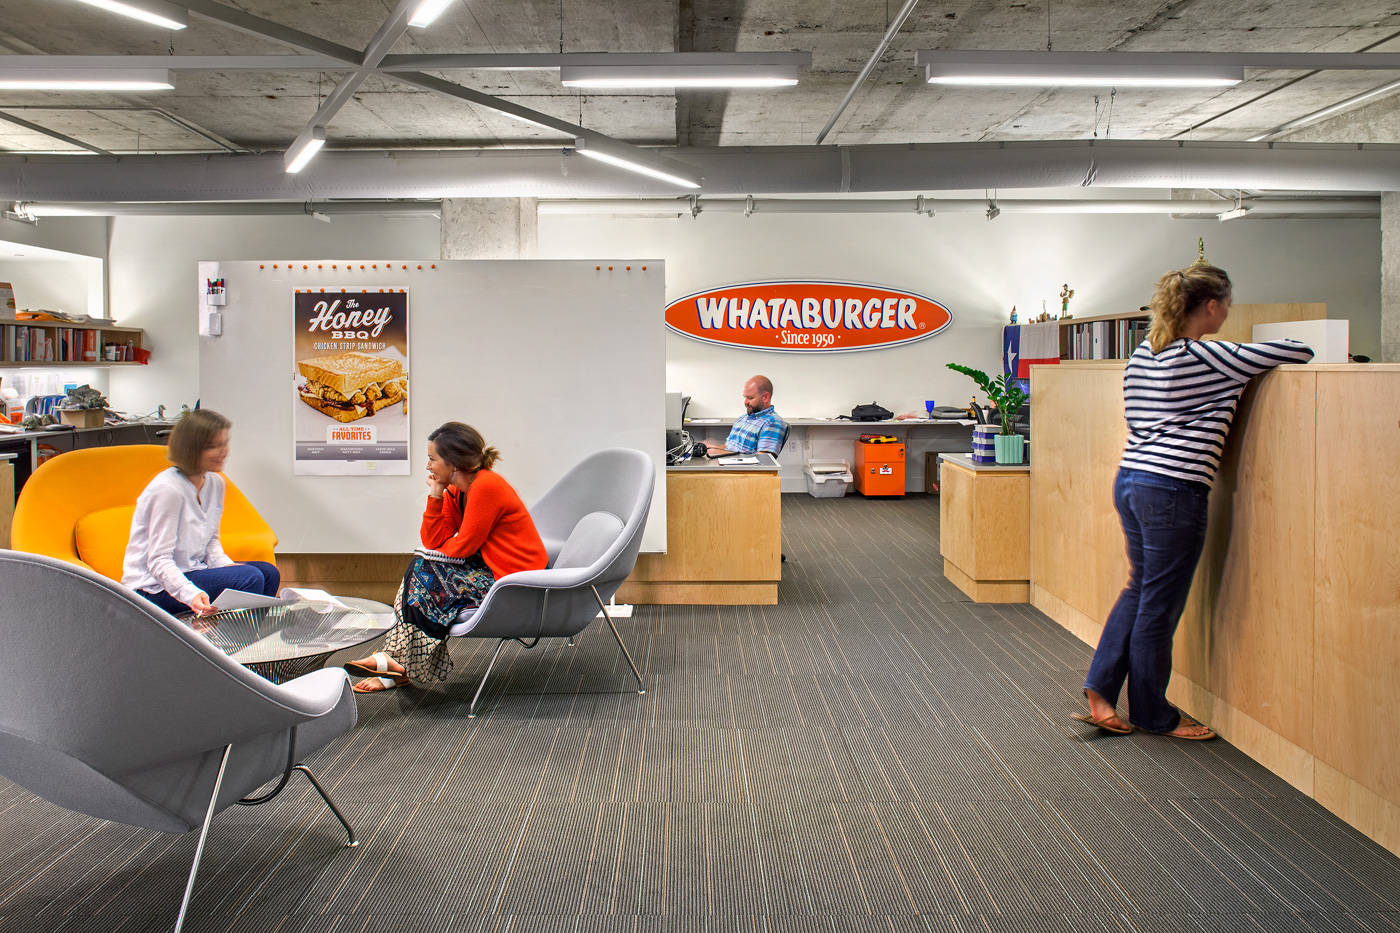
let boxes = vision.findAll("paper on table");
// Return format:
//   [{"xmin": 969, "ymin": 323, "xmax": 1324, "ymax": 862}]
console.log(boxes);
[
  {"xmin": 688, "ymin": 418, "xmax": 723, "ymax": 423},
  {"xmin": 281, "ymin": 587, "xmax": 350, "ymax": 612},
  {"xmin": 717, "ymin": 456, "xmax": 759, "ymax": 465},
  {"xmin": 212, "ymin": 588, "xmax": 293, "ymax": 610}
]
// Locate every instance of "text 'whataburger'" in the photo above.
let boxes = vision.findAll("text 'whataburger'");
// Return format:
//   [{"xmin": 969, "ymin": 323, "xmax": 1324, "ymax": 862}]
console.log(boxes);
[{"xmin": 665, "ymin": 282, "xmax": 952, "ymax": 352}]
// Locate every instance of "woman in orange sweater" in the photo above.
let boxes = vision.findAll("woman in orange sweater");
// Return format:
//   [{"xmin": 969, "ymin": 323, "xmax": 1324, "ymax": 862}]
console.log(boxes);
[{"xmin": 345, "ymin": 422, "xmax": 547, "ymax": 693}]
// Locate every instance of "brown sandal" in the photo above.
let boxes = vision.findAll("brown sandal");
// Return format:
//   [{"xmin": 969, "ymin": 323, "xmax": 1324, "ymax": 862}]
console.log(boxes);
[
  {"xmin": 1162, "ymin": 714, "xmax": 1216, "ymax": 740},
  {"xmin": 1071, "ymin": 711, "xmax": 1134, "ymax": 735}
]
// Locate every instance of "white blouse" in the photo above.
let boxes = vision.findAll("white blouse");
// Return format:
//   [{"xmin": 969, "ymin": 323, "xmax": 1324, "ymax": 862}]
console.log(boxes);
[{"xmin": 121, "ymin": 467, "xmax": 234, "ymax": 606}]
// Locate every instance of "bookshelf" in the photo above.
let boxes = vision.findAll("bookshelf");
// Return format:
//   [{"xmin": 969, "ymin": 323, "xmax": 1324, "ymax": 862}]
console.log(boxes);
[
  {"xmin": 1058, "ymin": 310, "xmax": 1148, "ymax": 361},
  {"xmin": 0, "ymin": 321, "xmax": 145, "ymax": 367}
]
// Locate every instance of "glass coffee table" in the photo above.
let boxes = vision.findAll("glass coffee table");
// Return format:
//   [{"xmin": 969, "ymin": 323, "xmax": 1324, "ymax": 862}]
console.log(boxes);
[{"xmin": 184, "ymin": 596, "xmax": 396, "ymax": 683}]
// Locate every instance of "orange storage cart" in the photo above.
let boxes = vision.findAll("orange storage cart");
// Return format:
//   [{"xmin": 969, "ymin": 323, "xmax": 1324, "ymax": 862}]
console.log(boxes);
[{"xmin": 853, "ymin": 438, "xmax": 905, "ymax": 496}]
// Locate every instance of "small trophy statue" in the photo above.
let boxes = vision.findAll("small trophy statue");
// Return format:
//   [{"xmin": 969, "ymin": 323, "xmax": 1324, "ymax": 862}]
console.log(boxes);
[
  {"xmin": 1191, "ymin": 237, "xmax": 1211, "ymax": 267},
  {"xmin": 1060, "ymin": 284, "xmax": 1075, "ymax": 318},
  {"xmin": 1009, "ymin": 305, "xmax": 1018, "ymax": 324}
]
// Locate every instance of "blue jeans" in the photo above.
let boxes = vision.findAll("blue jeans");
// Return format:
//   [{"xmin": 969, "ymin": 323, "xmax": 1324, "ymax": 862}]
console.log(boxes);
[
  {"xmin": 1084, "ymin": 468, "xmax": 1210, "ymax": 734},
  {"xmin": 138, "ymin": 561, "xmax": 281, "ymax": 616}
]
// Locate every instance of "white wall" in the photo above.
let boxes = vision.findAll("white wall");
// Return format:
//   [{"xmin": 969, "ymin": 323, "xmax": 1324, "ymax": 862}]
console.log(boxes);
[
  {"xmin": 539, "ymin": 211, "xmax": 1382, "ymax": 415},
  {"xmin": 106, "ymin": 214, "xmax": 441, "ymax": 415}
]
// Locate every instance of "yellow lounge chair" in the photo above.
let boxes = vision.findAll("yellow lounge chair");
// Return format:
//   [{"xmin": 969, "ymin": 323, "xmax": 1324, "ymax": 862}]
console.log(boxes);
[{"xmin": 11, "ymin": 444, "xmax": 276, "ymax": 581}]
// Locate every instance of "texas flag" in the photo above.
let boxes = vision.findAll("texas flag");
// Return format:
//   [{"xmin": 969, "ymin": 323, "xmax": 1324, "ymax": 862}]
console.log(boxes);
[{"xmin": 1004, "ymin": 322, "xmax": 1059, "ymax": 378}]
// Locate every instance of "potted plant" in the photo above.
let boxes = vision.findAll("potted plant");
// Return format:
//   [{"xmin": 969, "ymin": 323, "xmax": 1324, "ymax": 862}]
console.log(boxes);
[{"xmin": 945, "ymin": 363, "xmax": 1028, "ymax": 464}]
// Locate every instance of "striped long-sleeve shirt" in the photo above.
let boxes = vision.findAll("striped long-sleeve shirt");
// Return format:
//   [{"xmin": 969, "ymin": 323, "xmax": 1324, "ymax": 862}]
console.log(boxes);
[{"xmin": 1120, "ymin": 337, "xmax": 1314, "ymax": 485}]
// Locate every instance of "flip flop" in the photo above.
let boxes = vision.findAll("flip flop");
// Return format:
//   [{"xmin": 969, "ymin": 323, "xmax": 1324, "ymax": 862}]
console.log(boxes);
[
  {"xmin": 345, "ymin": 651, "xmax": 402, "ymax": 678},
  {"xmin": 1071, "ymin": 711, "xmax": 1134, "ymax": 735},
  {"xmin": 1159, "ymin": 715, "xmax": 1216, "ymax": 741},
  {"xmin": 352, "ymin": 674, "xmax": 408, "ymax": 694}
]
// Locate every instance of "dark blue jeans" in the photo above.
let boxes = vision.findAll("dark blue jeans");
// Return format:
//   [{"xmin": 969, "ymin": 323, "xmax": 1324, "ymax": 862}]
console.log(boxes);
[
  {"xmin": 138, "ymin": 561, "xmax": 281, "ymax": 616},
  {"xmin": 1084, "ymin": 468, "xmax": 1210, "ymax": 734}
]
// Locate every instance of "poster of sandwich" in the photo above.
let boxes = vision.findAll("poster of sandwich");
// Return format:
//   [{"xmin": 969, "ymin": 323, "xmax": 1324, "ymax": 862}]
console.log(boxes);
[{"xmin": 292, "ymin": 288, "xmax": 410, "ymax": 475}]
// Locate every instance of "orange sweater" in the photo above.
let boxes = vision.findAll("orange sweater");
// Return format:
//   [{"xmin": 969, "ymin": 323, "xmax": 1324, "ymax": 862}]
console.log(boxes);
[{"xmin": 421, "ymin": 469, "xmax": 547, "ymax": 578}]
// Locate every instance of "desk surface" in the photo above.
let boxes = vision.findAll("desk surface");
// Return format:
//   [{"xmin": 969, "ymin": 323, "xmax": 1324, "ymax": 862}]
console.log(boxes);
[
  {"xmin": 938, "ymin": 452, "xmax": 1031, "ymax": 473},
  {"xmin": 687, "ymin": 417, "xmax": 976, "ymax": 427},
  {"xmin": 668, "ymin": 452, "xmax": 780, "ymax": 473},
  {"xmin": 0, "ymin": 420, "xmax": 175, "ymax": 444}
]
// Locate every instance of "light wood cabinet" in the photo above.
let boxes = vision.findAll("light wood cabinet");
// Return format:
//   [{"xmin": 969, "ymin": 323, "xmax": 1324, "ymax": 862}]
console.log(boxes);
[
  {"xmin": 939, "ymin": 455, "xmax": 1030, "ymax": 602},
  {"xmin": 1031, "ymin": 360, "xmax": 1400, "ymax": 858},
  {"xmin": 617, "ymin": 469, "xmax": 781, "ymax": 605}
]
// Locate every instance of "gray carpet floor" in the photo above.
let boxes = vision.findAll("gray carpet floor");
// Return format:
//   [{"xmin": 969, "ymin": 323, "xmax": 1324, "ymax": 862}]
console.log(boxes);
[{"xmin": 3, "ymin": 493, "xmax": 1399, "ymax": 933}]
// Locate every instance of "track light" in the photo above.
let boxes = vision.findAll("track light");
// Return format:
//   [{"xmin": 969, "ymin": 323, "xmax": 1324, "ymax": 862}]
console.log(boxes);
[
  {"xmin": 986, "ymin": 200, "xmax": 1000, "ymax": 221},
  {"xmin": 284, "ymin": 129, "xmax": 326, "ymax": 174},
  {"xmin": 71, "ymin": 0, "xmax": 188, "ymax": 30},
  {"xmin": 916, "ymin": 51, "xmax": 1243, "ymax": 88},
  {"xmin": 572, "ymin": 138, "xmax": 702, "ymax": 189},
  {"xmin": 0, "ymin": 68, "xmax": 173, "ymax": 91},
  {"xmin": 408, "ymin": 0, "xmax": 453, "ymax": 28}
]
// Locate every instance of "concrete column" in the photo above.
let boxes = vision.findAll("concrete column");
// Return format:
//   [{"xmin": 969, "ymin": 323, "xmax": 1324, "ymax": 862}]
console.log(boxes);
[
  {"xmin": 440, "ymin": 198, "xmax": 538, "ymax": 260},
  {"xmin": 1383, "ymin": 192, "xmax": 1400, "ymax": 363}
]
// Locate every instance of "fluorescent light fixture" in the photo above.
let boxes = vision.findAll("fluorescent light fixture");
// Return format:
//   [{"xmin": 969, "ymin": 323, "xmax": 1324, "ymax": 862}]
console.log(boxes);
[
  {"xmin": 561, "ymin": 65, "xmax": 799, "ymax": 88},
  {"xmin": 1217, "ymin": 206, "xmax": 1250, "ymax": 221},
  {"xmin": 572, "ymin": 138, "xmax": 702, "ymax": 189},
  {"xmin": 1248, "ymin": 77, "xmax": 1400, "ymax": 141},
  {"xmin": 408, "ymin": 0, "xmax": 453, "ymax": 27},
  {"xmin": 916, "ymin": 51, "xmax": 1243, "ymax": 88},
  {"xmin": 71, "ymin": 0, "xmax": 188, "ymax": 30},
  {"xmin": 0, "ymin": 68, "xmax": 173, "ymax": 91},
  {"xmin": 284, "ymin": 129, "xmax": 326, "ymax": 174}
]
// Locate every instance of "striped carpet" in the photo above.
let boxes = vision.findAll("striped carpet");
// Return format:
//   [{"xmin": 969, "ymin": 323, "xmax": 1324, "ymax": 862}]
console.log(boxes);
[{"xmin": 2, "ymin": 493, "xmax": 1399, "ymax": 932}]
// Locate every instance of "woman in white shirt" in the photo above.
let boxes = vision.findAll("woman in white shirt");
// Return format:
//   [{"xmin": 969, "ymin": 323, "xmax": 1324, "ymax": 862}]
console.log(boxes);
[{"xmin": 121, "ymin": 409, "xmax": 279, "ymax": 616}]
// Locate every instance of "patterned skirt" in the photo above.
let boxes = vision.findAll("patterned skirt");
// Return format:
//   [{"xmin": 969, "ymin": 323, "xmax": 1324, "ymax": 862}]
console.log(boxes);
[{"xmin": 383, "ymin": 550, "xmax": 495, "ymax": 684}]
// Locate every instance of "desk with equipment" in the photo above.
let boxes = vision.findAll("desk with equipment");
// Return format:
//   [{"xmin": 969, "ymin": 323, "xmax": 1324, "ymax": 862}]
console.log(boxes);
[
  {"xmin": 617, "ymin": 452, "xmax": 781, "ymax": 605},
  {"xmin": 684, "ymin": 417, "xmax": 976, "ymax": 493}
]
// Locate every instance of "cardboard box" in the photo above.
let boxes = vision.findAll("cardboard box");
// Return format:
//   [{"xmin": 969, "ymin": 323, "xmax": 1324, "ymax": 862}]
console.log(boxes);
[{"xmin": 59, "ymin": 408, "xmax": 105, "ymax": 428}]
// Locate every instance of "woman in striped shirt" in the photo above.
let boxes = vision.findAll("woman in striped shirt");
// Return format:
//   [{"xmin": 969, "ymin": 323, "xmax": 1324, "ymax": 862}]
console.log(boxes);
[{"xmin": 1077, "ymin": 265, "xmax": 1313, "ymax": 739}]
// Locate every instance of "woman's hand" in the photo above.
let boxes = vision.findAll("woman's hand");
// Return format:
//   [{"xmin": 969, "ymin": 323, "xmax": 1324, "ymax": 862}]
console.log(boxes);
[
  {"xmin": 189, "ymin": 592, "xmax": 215, "ymax": 616},
  {"xmin": 426, "ymin": 471, "xmax": 447, "ymax": 499}
]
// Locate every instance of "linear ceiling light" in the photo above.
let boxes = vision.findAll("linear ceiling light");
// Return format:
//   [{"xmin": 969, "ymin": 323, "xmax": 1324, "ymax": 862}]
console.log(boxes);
[
  {"xmin": 561, "ymin": 65, "xmax": 798, "ymax": 88},
  {"xmin": 408, "ymin": 0, "xmax": 453, "ymax": 28},
  {"xmin": 284, "ymin": 128, "xmax": 326, "ymax": 174},
  {"xmin": 572, "ymin": 138, "xmax": 702, "ymax": 189},
  {"xmin": 71, "ymin": 0, "xmax": 187, "ymax": 30},
  {"xmin": 916, "ymin": 51, "xmax": 1243, "ymax": 88},
  {"xmin": 0, "ymin": 68, "xmax": 173, "ymax": 91},
  {"xmin": 558, "ymin": 52, "xmax": 806, "ymax": 89}
]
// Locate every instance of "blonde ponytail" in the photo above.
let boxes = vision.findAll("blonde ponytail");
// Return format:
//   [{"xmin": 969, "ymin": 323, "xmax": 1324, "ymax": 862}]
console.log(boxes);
[{"xmin": 1147, "ymin": 264, "xmax": 1231, "ymax": 352}]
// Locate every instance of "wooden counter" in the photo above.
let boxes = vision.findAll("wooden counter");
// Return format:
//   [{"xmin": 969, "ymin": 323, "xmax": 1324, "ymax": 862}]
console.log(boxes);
[
  {"xmin": 938, "ymin": 453, "xmax": 1030, "ymax": 602},
  {"xmin": 1031, "ymin": 361, "xmax": 1400, "ymax": 857},
  {"xmin": 616, "ymin": 456, "xmax": 781, "ymax": 605}
]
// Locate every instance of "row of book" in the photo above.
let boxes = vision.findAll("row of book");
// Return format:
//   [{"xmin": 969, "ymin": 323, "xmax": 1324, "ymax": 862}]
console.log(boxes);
[
  {"xmin": 5, "ymin": 325, "xmax": 101, "ymax": 363},
  {"xmin": 1064, "ymin": 318, "xmax": 1149, "ymax": 360}
]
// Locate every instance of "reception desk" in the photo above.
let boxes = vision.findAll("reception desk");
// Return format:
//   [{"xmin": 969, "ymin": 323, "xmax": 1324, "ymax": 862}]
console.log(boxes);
[
  {"xmin": 1031, "ymin": 361, "xmax": 1400, "ymax": 856},
  {"xmin": 617, "ymin": 453, "xmax": 781, "ymax": 605}
]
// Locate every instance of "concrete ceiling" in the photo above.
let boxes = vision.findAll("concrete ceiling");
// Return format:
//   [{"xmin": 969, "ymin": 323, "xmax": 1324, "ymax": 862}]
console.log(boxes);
[{"xmin": 1, "ymin": 0, "xmax": 1398, "ymax": 199}]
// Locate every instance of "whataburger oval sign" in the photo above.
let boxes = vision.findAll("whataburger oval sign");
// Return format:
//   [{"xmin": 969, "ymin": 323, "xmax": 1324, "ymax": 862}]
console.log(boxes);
[{"xmin": 665, "ymin": 281, "xmax": 953, "ymax": 353}]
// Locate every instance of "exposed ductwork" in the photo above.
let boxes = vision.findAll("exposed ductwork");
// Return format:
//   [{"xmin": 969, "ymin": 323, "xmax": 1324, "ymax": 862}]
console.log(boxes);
[{"xmin": 2, "ymin": 140, "xmax": 1398, "ymax": 203}]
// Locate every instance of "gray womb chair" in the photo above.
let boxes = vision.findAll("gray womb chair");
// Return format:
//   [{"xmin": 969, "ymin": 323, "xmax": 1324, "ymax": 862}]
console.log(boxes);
[
  {"xmin": 446, "ymin": 447, "xmax": 655, "ymax": 717},
  {"xmin": 0, "ymin": 550, "xmax": 360, "ymax": 933}
]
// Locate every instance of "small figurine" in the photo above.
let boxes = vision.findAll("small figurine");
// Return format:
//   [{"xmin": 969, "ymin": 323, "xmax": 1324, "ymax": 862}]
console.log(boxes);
[
  {"xmin": 1191, "ymin": 237, "xmax": 1210, "ymax": 267},
  {"xmin": 1009, "ymin": 305, "xmax": 1018, "ymax": 325},
  {"xmin": 1060, "ymin": 284, "xmax": 1075, "ymax": 317}
]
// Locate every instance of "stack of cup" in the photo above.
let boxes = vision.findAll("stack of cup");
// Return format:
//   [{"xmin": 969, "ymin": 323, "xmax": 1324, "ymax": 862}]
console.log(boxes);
[{"xmin": 971, "ymin": 424, "xmax": 998, "ymax": 463}]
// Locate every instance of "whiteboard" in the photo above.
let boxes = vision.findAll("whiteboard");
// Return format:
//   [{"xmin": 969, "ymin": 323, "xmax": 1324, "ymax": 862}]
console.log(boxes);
[{"xmin": 199, "ymin": 259, "xmax": 666, "ymax": 553}]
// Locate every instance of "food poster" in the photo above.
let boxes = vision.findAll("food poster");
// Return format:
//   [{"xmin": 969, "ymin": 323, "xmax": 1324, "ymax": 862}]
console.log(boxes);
[{"xmin": 292, "ymin": 288, "xmax": 410, "ymax": 475}]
